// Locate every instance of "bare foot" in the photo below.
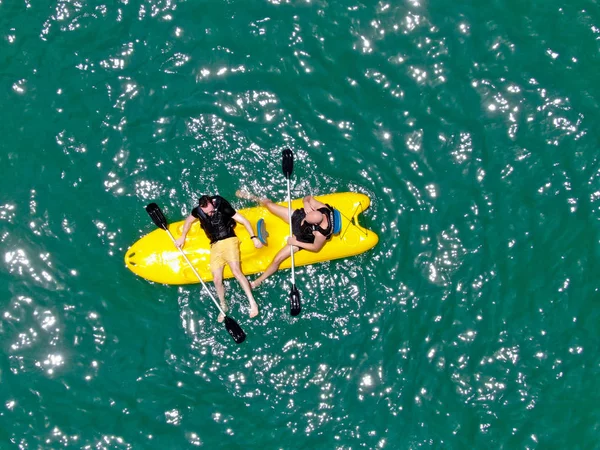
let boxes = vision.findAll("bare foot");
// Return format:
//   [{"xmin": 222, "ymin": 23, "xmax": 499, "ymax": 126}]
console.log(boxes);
[
  {"xmin": 236, "ymin": 190, "xmax": 269, "ymax": 205},
  {"xmin": 249, "ymin": 303, "xmax": 259, "ymax": 318},
  {"xmin": 236, "ymin": 190, "xmax": 256, "ymax": 201},
  {"xmin": 218, "ymin": 303, "xmax": 228, "ymax": 323}
]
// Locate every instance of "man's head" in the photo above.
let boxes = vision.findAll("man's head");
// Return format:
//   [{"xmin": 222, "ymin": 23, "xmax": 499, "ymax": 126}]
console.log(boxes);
[
  {"xmin": 198, "ymin": 195, "xmax": 215, "ymax": 216},
  {"xmin": 305, "ymin": 210, "xmax": 323, "ymax": 225}
]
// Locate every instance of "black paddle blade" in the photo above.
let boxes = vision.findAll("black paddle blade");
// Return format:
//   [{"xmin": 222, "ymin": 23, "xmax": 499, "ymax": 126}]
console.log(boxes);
[
  {"xmin": 282, "ymin": 148, "xmax": 294, "ymax": 179},
  {"xmin": 289, "ymin": 284, "xmax": 301, "ymax": 316},
  {"xmin": 146, "ymin": 203, "xmax": 168, "ymax": 230},
  {"xmin": 224, "ymin": 316, "xmax": 246, "ymax": 344}
]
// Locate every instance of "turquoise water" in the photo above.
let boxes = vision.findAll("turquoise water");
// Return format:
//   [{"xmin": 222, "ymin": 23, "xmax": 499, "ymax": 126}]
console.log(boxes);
[{"xmin": 1, "ymin": 0, "xmax": 599, "ymax": 448}]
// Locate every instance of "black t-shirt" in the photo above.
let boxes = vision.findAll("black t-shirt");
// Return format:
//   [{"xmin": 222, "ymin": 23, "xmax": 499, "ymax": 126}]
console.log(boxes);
[
  {"xmin": 291, "ymin": 205, "xmax": 334, "ymax": 244},
  {"xmin": 191, "ymin": 196, "xmax": 237, "ymax": 244}
]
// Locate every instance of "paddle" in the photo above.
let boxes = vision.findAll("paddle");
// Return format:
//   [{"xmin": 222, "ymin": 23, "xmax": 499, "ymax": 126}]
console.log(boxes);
[
  {"xmin": 282, "ymin": 148, "xmax": 301, "ymax": 316},
  {"xmin": 145, "ymin": 203, "xmax": 246, "ymax": 344}
]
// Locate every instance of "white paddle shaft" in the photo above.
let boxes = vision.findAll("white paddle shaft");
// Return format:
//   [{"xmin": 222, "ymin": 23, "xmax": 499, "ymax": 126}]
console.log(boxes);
[
  {"xmin": 286, "ymin": 177, "xmax": 296, "ymax": 284},
  {"xmin": 164, "ymin": 228, "xmax": 227, "ymax": 316}
]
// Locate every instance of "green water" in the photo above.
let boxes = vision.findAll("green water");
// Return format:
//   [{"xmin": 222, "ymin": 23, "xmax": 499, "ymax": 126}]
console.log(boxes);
[{"xmin": 1, "ymin": 0, "xmax": 598, "ymax": 448}]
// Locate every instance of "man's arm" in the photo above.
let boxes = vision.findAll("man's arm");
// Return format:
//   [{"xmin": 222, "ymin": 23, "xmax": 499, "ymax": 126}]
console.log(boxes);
[
  {"xmin": 232, "ymin": 213, "xmax": 263, "ymax": 248},
  {"xmin": 175, "ymin": 214, "xmax": 197, "ymax": 248}
]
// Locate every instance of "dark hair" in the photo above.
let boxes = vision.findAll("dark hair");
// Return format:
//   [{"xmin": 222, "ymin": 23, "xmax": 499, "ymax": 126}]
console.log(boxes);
[{"xmin": 198, "ymin": 195, "xmax": 211, "ymax": 207}]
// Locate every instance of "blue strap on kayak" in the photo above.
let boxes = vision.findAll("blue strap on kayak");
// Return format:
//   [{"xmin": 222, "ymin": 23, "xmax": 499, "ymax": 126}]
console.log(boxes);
[
  {"xmin": 332, "ymin": 209, "xmax": 342, "ymax": 234},
  {"xmin": 257, "ymin": 218, "xmax": 269, "ymax": 245}
]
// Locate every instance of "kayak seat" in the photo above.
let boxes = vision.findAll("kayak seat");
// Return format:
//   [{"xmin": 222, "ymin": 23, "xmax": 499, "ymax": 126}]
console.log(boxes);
[
  {"xmin": 257, "ymin": 218, "xmax": 269, "ymax": 245},
  {"xmin": 332, "ymin": 209, "xmax": 342, "ymax": 234}
]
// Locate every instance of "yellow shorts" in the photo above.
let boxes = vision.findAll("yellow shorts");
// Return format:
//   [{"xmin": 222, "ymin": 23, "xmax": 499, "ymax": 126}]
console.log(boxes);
[{"xmin": 210, "ymin": 237, "xmax": 240, "ymax": 269}]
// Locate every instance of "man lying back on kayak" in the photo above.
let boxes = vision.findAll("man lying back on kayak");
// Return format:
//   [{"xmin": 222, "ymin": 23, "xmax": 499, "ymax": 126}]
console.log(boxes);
[
  {"xmin": 237, "ymin": 190, "xmax": 334, "ymax": 289},
  {"xmin": 175, "ymin": 195, "xmax": 263, "ymax": 321}
]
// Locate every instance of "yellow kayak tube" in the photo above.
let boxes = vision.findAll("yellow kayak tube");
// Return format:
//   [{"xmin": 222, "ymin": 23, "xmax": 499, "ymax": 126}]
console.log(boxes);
[{"xmin": 124, "ymin": 192, "xmax": 378, "ymax": 285}]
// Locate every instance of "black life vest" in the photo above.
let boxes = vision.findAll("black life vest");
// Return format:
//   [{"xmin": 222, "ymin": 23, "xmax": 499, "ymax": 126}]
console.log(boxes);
[
  {"xmin": 291, "ymin": 205, "xmax": 334, "ymax": 244},
  {"xmin": 192, "ymin": 196, "xmax": 236, "ymax": 244}
]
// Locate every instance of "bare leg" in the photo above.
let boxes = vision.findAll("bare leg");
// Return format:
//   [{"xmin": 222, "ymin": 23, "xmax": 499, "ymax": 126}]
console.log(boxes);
[
  {"xmin": 252, "ymin": 245, "xmax": 299, "ymax": 289},
  {"xmin": 263, "ymin": 199, "xmax": 291, "ymax": 223},
  {"xmin": 211, "ymin": 266, "xmax": 228, "ymax": 322},
  {"xmin": 228, "ymin": 260, "xmax": 259, "ymax": 318},
  {"xmin": 236, "ymin": 190, "xmax": 290, "ymax": 223}
]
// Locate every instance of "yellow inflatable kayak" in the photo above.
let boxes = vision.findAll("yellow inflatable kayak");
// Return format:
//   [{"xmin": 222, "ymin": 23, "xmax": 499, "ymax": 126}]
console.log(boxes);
[{"xmin": 124, "ymin": 192, "xmax": 378, "ymax": 285}]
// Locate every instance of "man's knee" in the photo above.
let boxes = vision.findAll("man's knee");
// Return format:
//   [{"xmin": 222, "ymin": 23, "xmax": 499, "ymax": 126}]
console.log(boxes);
[{"xmin": 230, "ymin": 266, "xmax": 243, "ymax": 277}]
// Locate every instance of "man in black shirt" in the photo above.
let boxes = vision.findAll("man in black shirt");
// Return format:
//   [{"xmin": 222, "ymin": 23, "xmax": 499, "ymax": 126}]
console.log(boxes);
[{"xmin": 175, "ymin": 195, "xmax": 263, "ymax": 322}]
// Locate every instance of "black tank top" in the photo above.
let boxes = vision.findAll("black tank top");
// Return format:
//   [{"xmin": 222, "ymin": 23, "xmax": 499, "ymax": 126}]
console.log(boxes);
[{"xmin": 291, "ymin": 205, "xmax": 334, "ymax": 244}]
